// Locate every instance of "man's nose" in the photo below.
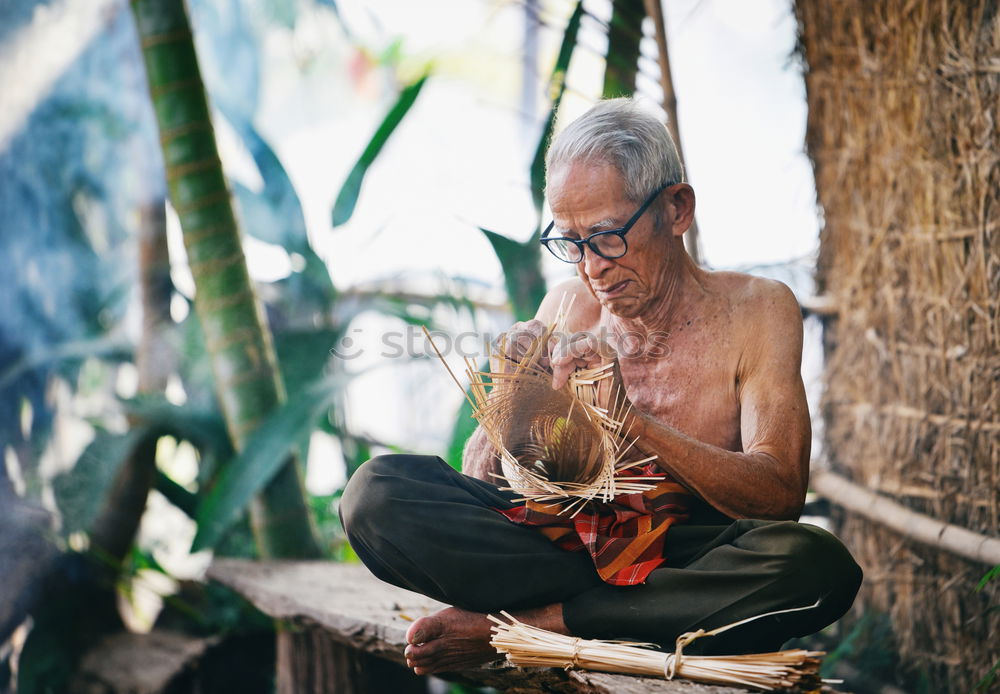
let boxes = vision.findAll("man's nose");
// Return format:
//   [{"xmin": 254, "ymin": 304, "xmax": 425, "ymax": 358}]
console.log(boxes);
[{"xmin": 580, "ymin": 245, "xmax": 615, "ymax": 277}]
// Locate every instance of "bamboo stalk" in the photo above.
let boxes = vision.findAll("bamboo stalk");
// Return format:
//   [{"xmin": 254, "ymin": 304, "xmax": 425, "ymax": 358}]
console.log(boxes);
[
  {"xmin": 131, "ymin": 0, "xmax": 319, "ymax": 558},
  {"xmin": 812, "ymin": 469, "xmax": 1000, "ymax": 565}
]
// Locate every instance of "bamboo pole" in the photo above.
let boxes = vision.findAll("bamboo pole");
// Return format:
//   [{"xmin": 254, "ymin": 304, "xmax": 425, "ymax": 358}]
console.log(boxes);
[
  {"xmin": 812, "ymin": 469, "xmax": 1000, "ymax": 566},
  {"xmin": 130, "ymin": 0, "xmax": 320, "ymax": 558},
  {"xmin": 642, "ymin": 0, "xmax": 701, "ymax": 265},
  {"xmin": 798, "ymin": 294, "xmax": 839, "ymax": 317}
]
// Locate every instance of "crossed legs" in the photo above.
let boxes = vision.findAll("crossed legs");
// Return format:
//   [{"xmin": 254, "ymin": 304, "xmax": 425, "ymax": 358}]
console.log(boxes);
[{"xmin": 340, "ymin": 454, "xmax": 862, "ymax": 673}]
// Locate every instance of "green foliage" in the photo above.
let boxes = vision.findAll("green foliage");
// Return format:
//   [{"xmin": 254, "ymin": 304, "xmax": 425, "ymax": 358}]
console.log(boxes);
[
  {"xmin": 192, "ymin": 372, "xmax": 353, "ymax": 552},
  {"xmin": 972, "ymin": 564, "xmax": 1000, "ymax": 692},
  {"xmin": 332, "ymin": 73, "xmax": 430, "ymax": 227},
  {"xmin": 976, "ymin": 563, "xmax": 1000, "ymax": 592},
  {"xmin": 485, "ymin": 0, "xmax": 584, "ymax": 318},
  {"xmin": 275, "ymin": 328, "xmax": 344, "ymax": 395},
  {"xmin": 446, "ymin": 396, "xmax": 477, "ymax": 472},
  {"xmin": 480, "ymin": 228, "xmax": 548, "ymax": 322},
  {"xmin": 16, "ymin": 601, "xmax": 78, "ymax": 694},
  {"xmin": 0, "ymin": 5, "xmax": 152, "ymax": 497},
  {"xmin": 123, "ymin": 397, "xmax": 233, "ymax": 460},
  {"xmin": 52, "ymin": 428, "xmax": 147, "ymax": 536},
  {"xmin": 16, "ymin": 553, "xmax": 122, "ymax": 694},
  {"xmin": 819, "ymin": 611, "xmax": 897, "ymax": 681},
  {"xmin": 602, "ymin": 0, "xmax": 645, "ymax": 98},
  {"xmin": 308, "ymin": 490, "xmax": 360, "ymax": 562},
  {"xmin": 529, "ymin": 0, "xmax": 584, "ymax": 218},
  {"xmin": 447, "ymin": 683, "xmax": 493, "ymax": 694},
  {"xmin": 156, "ymin": 579, "xmax": 274, "ymax": 638},
  {"xmin": 973, "ymin": 662, "xmax": 999, "ymax": 693},
  {"xmin": 134, "ymin": 0, "xmax": 323, "ymax": 558},
  {"xmin": 7, "ymin": 0, "xmax": 456, "ymax": 689},
  {"xmin": 155, "ymin": 470, "xmax": 199, "ymax": 518}
]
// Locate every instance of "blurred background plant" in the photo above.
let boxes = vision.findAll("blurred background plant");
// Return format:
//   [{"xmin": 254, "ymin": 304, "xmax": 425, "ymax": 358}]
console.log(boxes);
[{"xmin": 0, "ymin": 0, "xmax": 824, "ymax": 691}]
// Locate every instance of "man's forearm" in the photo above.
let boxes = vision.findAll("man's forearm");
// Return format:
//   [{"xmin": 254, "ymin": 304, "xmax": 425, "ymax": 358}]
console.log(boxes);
[
  {"xmin": 461, "ymin": 426, "xmax": 499, "ymax": 482},
  {"xmin": 633, "ymin": 412, "xmax": 807, "ymax": 520}
]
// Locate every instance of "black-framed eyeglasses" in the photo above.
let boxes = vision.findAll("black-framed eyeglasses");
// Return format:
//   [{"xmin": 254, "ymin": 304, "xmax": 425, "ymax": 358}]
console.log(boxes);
[{"xmin": 539, "ymin": 182, "xmax": 676, "ymax": 264}]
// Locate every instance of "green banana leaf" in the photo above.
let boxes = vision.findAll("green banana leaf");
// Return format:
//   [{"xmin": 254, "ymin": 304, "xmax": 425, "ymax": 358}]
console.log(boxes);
[
  {"xmin": 480, "ymin": 228, "xmax": 548, "ymax": 322},
  {"xmin": 529, "ymin": 0, "xmax": 585, "ymax": 218},
  {"xmin": 191, "ymin": 371, "xmax": 353, "ymax": 552},
  {"xmin": 52, "ymin": 428, "xmax": 149, "ymax": 536},
  {"xmin": 445, "ymin": 387, "xmax": 477, "ymax": 472},
  {"xmin": 332, "ymin": 73, "xmax": 430, "ymax": 227},
  {"xmin": 155, "ymin": 470, "xmax": 199, "ymax": 518},
  {"xmin": 602, "ymin": 0, "xmax": 645, "ymax": 98}
]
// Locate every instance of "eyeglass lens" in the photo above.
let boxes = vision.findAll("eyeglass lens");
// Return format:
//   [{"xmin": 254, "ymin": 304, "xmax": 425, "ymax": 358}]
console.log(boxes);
[{"xmin": 546, "ymin": 233, "xmax": 627, "ymax": 262}]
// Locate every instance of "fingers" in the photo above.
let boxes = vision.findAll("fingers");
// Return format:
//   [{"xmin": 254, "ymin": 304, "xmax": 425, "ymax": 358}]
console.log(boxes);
[
  {"xmin": 494, "ymin": 322, "xmax": 619, "ymax": 388},
  {"xmin": 549, "ymin": 332, "xmax": 616, "ymax": 389},
  {"xmin": 493, "ymin": 319, "xmax": 550, "ymax": 370}
]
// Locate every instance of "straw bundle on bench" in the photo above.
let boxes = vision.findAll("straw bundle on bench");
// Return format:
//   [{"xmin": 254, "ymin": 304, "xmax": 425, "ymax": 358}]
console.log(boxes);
[{"xmin": 489, "ymin": 603, "xmax": 826, "ymax": 691}]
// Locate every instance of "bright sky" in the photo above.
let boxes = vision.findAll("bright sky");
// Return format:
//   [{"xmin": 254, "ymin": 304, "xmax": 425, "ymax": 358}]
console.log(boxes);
[{"xmin": 251, "ymin": 0, "xmax": 818, "ymax": 290}]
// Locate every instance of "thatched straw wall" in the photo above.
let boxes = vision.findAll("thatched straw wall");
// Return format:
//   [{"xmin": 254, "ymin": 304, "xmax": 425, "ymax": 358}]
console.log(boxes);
[{"xmin": 795, "ymin": 1, "xmax": 999, "ymax": 690}]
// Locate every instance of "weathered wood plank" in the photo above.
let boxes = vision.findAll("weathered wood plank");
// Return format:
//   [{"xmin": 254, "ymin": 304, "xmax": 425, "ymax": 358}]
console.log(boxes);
[
  {"xmin": 70, "ymin": 631, "xmax": 216, "ymax": 694},
  {"xmin": 208, "ymin": 559, "xmax": 747, "ymax": 694}
]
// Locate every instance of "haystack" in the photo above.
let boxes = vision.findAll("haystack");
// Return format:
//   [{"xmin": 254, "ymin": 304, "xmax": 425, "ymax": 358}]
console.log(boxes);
[{"xmin": 795, "ymin": 1, "xmax": 999, "ymax": 690}]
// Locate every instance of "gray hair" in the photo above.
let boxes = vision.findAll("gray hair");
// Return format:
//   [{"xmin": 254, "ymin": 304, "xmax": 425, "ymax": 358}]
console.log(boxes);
[{"xmin": 545, "ymin": 98, "xmax": 684, "ymax": 203}]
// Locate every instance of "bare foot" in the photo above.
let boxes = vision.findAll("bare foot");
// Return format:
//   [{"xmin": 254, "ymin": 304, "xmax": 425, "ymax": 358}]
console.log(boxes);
[{"xmin": 404, "ymin": 603, "xmax": 568, "ymax": 675}]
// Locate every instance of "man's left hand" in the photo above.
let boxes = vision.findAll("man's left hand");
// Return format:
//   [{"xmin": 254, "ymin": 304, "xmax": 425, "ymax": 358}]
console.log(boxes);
[{"xmin": 549, "ymin": 331, "xmax": 617, "ymax": 389}]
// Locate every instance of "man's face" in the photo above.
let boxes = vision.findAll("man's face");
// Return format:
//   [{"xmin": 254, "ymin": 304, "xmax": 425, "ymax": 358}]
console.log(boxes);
[{"xmin": 547, "ymin": 161, "xmax": 675, "ymax": 319}]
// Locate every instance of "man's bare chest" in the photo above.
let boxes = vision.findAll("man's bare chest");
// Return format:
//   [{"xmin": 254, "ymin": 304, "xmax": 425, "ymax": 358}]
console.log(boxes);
[{"xmin": 613, "ymin": 321, "xmax": 744, "ymax": 452}]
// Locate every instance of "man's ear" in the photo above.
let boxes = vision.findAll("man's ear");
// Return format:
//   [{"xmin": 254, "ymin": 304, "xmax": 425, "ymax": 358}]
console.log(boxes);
[{"xmin": 666, "ymin": 184, "xmax": 696, "ymax": 236}]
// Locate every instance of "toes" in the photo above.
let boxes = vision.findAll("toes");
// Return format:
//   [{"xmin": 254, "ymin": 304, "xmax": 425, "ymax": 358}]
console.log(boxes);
[
  {"xmin": 405, "ymin": 641, "xmax": 439, "ymax": 664},
  {"xmin": 407, "ymin": 643, "xmax": 498, "ymax": 675},
  {"xmin": 406, "ymin": 615, "xmax": 441, "ymax": 645}
]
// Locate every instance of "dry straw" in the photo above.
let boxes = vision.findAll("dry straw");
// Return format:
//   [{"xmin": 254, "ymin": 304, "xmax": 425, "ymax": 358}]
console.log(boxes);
[
  {"xmin": 796, "ymin": 0, "xmax": 999, "ymax": 690},
  {"xmin": 489, "ymin": 602, "xmax": 825, "ymax": 691},
  {"xmin": 423, "ymin": 298, "xmax": 660, "ymax": 513}
]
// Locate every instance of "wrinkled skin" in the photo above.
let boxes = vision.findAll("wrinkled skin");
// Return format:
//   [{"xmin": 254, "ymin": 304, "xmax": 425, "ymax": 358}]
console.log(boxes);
[{"xmin": 410, "ymin": 161, "xmax": 810, "ymax": 675}]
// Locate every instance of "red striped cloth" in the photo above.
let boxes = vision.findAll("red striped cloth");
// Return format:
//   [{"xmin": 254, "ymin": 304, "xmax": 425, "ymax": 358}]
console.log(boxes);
[{"xmin": 497, "ymin": 462, "xmax": 693, "ymax": 586}]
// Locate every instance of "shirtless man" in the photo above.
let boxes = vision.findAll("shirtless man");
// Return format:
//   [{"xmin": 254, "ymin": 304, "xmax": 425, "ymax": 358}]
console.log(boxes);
[{"xmin": 340, "ymin": 98, "xmax": 861, "ymax": 676}]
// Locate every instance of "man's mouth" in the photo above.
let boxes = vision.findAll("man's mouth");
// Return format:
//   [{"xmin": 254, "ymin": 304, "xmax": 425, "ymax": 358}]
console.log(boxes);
[{"xmin": 595, "ymin": 280, "xmax": 630, "ymax": 298}]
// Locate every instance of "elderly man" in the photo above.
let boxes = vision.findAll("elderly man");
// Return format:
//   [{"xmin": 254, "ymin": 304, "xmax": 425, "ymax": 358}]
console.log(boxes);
[{"xmin": 340, "ymin": 98, "xmax": 861, "ymax": 676}]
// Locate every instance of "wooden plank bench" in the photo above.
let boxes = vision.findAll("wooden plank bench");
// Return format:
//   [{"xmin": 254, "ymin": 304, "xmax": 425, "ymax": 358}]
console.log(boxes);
[{"xmin": 208, "ymin": 559, "xmax": 748, "ymax": 694}]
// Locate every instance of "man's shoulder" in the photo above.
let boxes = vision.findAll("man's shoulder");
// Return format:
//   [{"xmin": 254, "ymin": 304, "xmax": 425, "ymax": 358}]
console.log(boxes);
[
  {"xmin": 710, "ymin": 271, "xmax": 800, "ymax": 321},
  {"xmin": 708, "ymin": 272, "xmax": 803, "ymax": 374}
]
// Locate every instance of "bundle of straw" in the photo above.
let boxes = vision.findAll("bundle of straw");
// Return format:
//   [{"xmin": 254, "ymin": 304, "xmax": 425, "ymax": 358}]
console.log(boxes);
[
  {"xmin": 489, "ymin": 603, "xmax": 826, "ymax": 691},
  {"xmin": 423, "ymin": 302, "xmax": 660, "ymax": 514}
]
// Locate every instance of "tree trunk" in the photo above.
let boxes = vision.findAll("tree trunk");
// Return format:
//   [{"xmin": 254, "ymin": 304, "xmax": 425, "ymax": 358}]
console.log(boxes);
[
  {"xmin": 90, "ymin": 202, "xmax": 171, "ymax": 567},
  {"xmin": 130, "ymin": 0, "xmax": 319, "ymax": 559}
]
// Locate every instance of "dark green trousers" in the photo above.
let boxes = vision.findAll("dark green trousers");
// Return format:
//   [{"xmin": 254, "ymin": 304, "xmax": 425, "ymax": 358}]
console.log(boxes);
[{"xmin": 340, "ymin": 454, "xmax": 862, "ymax": 654}]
